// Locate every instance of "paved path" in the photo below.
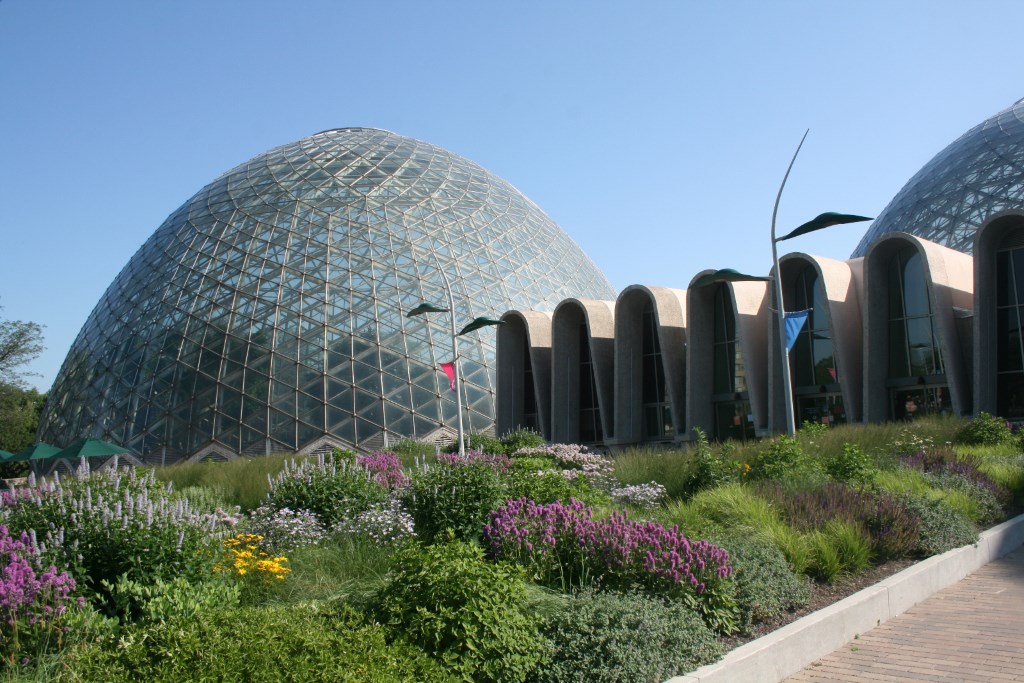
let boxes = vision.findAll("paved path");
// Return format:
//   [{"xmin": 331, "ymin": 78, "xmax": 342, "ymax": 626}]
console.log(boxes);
[{"xmin": 784, "ymin": 546, "xmax": 1024, "ymax": 682}]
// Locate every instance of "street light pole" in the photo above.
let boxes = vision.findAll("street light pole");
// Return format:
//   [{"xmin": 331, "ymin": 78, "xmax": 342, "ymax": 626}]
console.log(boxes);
[
  {"xmin": 770, "ymin": 130, "xmax": 809, "ymax": 437},
  {"xmin": 769, "ymin": 130, "xmax": 873, "ymax": 437},
  {"xmin": 405, "ymin": 279, "xmax": 505, "ymax": 459}
]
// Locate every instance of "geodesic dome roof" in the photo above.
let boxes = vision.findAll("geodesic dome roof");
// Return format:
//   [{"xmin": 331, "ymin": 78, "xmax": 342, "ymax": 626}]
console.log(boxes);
[
  {"xmin": 852, "ymin": 98, "xmax": 1024, "ymax": 257},
  {"xmin": 39, "ymin": 128, "xmax": 615, "ymax": 463}
]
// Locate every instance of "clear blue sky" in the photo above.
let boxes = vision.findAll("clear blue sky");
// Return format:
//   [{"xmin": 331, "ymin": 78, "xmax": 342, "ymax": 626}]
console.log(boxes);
[{"xmin": 2, "ymin": 0, "xmax": 1022, "ymax": 392}]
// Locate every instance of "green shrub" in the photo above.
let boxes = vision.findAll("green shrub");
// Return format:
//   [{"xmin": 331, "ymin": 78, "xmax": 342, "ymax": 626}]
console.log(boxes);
[
  {"xmin": 534, "ymin": 589, "xmax": 721, "ymax": 683},
  {"xmin": 686, "ymin": 427, "xmax": 740, "ymax": 493},
  {"xmin": 374, "ymin": 537, "xmax": 546, "ymax": 683},
  {"xmin": 402, "ymin": 460, "xmax": 508, "ymax": 543},
  {"xmin": 56, "ymin": 602, "xmax": 454, "ymax": 683},
  {"xmin": 753, "ymin": 435, "xmax": 822, "ymax": 482},
  {"xmin": 507, "ymin": 469, "xmax": 607, "ymax": 507},
  {"xmin": 501, "ymin": 428, "xmax": 546, "ymax": 455},
  {"xmin": 443, "ymin": 431, "xmax": 504, "ymax": 455},
  {"xmin": 265, "ymin": 455, "xmax": 388, "ymax": 528},
  {"xmin": 956, "ymin": 412, "xmax": 1012, "ymax": 446},
  {"xmin": 711, "ymin": 531, "xmax": 810, "ymax": 634},
  {"xmin": 806, "ymin": 530, "xmax": 843, "ymax": 582},
  {"xmin": 101, "ymin": 574, "xmax": 240, "ymax": 625},
  {"xmin": 3, "ymin": 468, "xmax": 217, "ymax": 620},
  {"xmin": 897, "ymin": 494, "xmax": 978, "ymax": 556},
  {"xmin": 825, "ymin": 443, "xmax": 878, "ymax": 489}
]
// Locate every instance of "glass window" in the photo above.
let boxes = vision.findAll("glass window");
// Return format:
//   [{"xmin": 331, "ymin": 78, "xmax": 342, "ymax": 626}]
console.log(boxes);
[
  {"xmin": 887, "ymin": 246, "xmax": 944, "ymax": 381},
  {"xmin": 640, "ymin": 300, "xmax": 672, "ymax": 440}
]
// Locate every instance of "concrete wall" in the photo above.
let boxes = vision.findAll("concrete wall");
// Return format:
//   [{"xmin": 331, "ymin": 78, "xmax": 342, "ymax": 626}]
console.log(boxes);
[{"xmin": 495, "ymin": 310, "xmax": 553, "ymax": 438}]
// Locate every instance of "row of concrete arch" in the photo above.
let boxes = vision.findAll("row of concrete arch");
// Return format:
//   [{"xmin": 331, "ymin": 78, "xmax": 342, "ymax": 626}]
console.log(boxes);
[{"xmin": 495, "ymin": 210, "xmax": 1024, "ymax": 446}]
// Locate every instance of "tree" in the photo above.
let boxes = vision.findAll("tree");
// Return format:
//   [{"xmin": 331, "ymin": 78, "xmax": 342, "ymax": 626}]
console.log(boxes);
[
  {"xmin": 0, "ymin": 305, "xmax": 44, "ymax": 387},
  {"xmin": 0, "ymin": 384, "xmax": 45, "ymax": 453}
]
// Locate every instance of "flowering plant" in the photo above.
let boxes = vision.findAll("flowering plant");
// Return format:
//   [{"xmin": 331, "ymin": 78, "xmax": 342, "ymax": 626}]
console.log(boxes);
[
  {"xmin": 214, "ymin": 533, "xmax": 290, "ymax": 582},
  {"xmin": 435, "ymin": 450, "xmax": 513, "ymax": 474},
  {"xmin": 484, "ymin": 498, "xmax": 737, "ymax": 632},
  {"xmin": 245, "ymin": 506, "xmax": 327, "ymax": 551},
  {"xmin": 610, "ymin": 482, "xmax": 668, "ymax": 509},
  {"xmin": 335, "ymin": 503, "xmax": 416, "ymax": 545},
  {"xmin": 0, "ymin": 524, "xmax": 81, "ymax": 666},
  {"xmin": 357, "ymin": 451, "xmax": 410, "ymax": 489}
]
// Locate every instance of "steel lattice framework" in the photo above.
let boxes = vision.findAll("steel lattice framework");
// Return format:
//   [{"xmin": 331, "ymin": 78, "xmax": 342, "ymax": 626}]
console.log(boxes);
[
  {"xmin": 39, "ymin": 129, "xmax": 615, "ymax": 464},
  {"xmin": 853, "ymin": 98, "xmax": 1024, "ymax": 257}
]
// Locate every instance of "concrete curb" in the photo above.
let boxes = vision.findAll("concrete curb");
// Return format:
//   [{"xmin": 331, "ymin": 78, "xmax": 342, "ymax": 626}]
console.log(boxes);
[{"xmin": 666, "ymin": 511, "xmax": 1024, "ymax": 683}]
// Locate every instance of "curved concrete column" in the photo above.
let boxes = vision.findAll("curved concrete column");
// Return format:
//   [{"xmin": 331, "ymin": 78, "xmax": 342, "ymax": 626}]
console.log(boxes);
[
  {"xmin": 496, "ymin": 310, "xmax": 553, "ymax": 439},
  {"xmin": 550, "ymin": 298, "xmax": 615, "ymax": 444}
]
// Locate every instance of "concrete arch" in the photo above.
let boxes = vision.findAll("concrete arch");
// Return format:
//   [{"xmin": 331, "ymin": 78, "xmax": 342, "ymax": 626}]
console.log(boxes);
[
  {"xmin": 612, "ymin": 285, "xmax": 687, "ymax": 446},
  {"xmin": 550, "ymin": 298, "xmax": 616, "ymax": 444},
  {"xmin": 686, "ymin": 273, "xmax": 770, "ymax": 440},
  {"xmin": 769, "ymin": 253, "xmax": 865, "ymax": 430},
  {"xmin": 973, "ymin": 209, "xmax": 1024, "ymax": 416},
  {"xmin": 495, "ymin": 310, "xmax": 553, "ymax": 439},
  {"xmin": 863, "ymin": 233, "xmax": 974, "ymax": 422}
]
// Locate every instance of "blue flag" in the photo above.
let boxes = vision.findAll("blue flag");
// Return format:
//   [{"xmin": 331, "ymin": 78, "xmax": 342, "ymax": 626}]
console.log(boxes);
[{"xmin": 784, "ymin": 311, "xmax": 809, "ymax": 352}]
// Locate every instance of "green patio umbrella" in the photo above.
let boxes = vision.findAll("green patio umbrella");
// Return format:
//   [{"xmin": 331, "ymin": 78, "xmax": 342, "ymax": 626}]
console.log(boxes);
[
  {"xmin": 0, "ymin": 450, "xmax": 13, "ymax": 461},
  {"xmin": 52, "ymin": 438, "xmax": 131, "ymax": 460},
  {"xmin": 12, "ymin": 442, "xmax": 61, "ymax": 462}
]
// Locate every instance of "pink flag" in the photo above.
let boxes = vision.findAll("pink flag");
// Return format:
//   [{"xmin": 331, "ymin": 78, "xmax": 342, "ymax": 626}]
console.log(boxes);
[{"xmin": 439, "ymin": 361, "xmax": 456, "ymax": 391}]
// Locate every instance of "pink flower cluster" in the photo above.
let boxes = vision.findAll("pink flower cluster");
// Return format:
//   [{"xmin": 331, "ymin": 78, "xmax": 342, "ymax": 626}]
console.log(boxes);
[
  {"xmin": 484, "ymin": 498, "xmax": 732, "ymax": 598},
  {"xmin": 357, "ymin": 452, "xmax": 410, "ymax": 489},
  {"xmin": 0, "ymin": 525, "xmax": 79, "ymax": 629},
  {"xmin": 435, "ymin": 450, "xmax": 513, "ymax": 474}
]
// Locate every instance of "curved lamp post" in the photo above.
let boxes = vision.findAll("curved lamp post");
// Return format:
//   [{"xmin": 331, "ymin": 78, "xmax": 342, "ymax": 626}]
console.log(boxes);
[
  {"xmin": 771, "ymin": 130, "xmax": 871, "ymax": 436},
  {"xmin": 405, "ymin": 269, "xmax": 504, "ymax": 457}
]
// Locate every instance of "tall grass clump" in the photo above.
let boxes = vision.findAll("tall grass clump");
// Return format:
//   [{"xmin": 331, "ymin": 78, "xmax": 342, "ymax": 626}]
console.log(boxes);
[
  {"xmin": 154, "ymin": 452, "xmax": 296, "ymax": 511},
  {"xmin": 612, "ymin": 446, "xmax": 695, "ymax": 500}
]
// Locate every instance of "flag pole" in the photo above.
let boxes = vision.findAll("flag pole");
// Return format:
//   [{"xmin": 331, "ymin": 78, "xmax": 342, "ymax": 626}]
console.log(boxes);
[{"xmin": 438, "ymin": 268, "xmax": 466, "ymax": 457}]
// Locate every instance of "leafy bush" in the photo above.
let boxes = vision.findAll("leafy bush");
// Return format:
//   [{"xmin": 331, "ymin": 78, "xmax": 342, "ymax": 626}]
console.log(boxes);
[
  {"xmin": 374, "ymin": 537, "xmax": 546, "ymax": 683},
  {"xmin": 0, "ymin": 524, "xmax": 82, "ymax": 667},
  {"xmin": 687, "ymin": 427, "xmax": 740, "ymax": 493},
  {"xmin": 100, "ymin": 574, "xmax": 239, "ymax": 626},
  {"xmin": 402, "ymin": 460, "xmax": 507, "ymax": 543},
  {"xmin": 57, "ymin": 601, "xmax": 454, "ymax": 683},
  {"xmin": 2, "ymin": 468, "xmax": 216, "ymax": 619},
  {"xmin": 534, "ymin": 589, "xmax": 722, "ymax": 683},
  {"xmin": 711, "ymin": 531, "xmax": 810, "ymax": 633},
  {"xmin": 484, "ymin": 498, "xmax": 737, "ymax": 633},
  {"xmin": 898, "ymin": 494, "xmax": 978, "ymax": 556},
  {"xmin": 500, "ymin": 428, "xmax": 546, "ymax": 455},
  {"xmin": 899, "ymin": 448, "xmax": 1010, "ymax": 525},
  {"xmin": 956, "ymin": 411, "xmax": 1012, "ymax": 446},
  {"xmin": 507, "ymin": 469, "xmax": 591, "ymax": 506},
  {"xmin": 753, "ymin": 435, "xmax": 821, "ymax": 482},
  {"xmin": 825, "ymin": 443, "xmax": 878, "ymax": 489},
  {"xmin": 443, "ymin": 431, "xmax": 504, "ymax": 455},
  {"xmin": 265, "ymin": 454, "xmax": 388, "ymax": 528}
]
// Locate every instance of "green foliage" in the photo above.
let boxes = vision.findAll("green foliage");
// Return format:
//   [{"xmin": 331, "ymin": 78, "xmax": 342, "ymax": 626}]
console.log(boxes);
[
  {"xmin": 3, "ymin": 468, "xmax": 217, "ymax": 620},
  {"xmin": 711, "ymin": 531, "xmax": 810, "ymax": 634},
  {"xmin": 0, "ymin": 306, "xmax": 44, "ymax": 388},
  {"xmin": 534, "ymin": 589, "xmax": 722, "ymax": 683},
  {"xmin": 266, "ymin": 455, "xmax": 388, "ymax": 527},
  {"xmin": 402, "ymin": 461, "xmax": 507, "ymax": 543},
  {"xmin": 390, "ymin": 437, "xmax": 438, "ymax": 465},
  {"xmin": 687, "ymin": 427, "xmax": 741, "ymax": 494},
  {"xmin": 897, "ymin": 494, "xmax": 978, "ymax": 556},
  {"xmin": 753, "ymin": 435, "xmax": 822, "ymax": 482},
  {"xmin": 500, "ymin": 428, "xmax": 546, "ymax": 455},
  {"xmin": 822, "ymin": 519, "xmax": 872, "ymax": 575},
  {"xmin": 56, "ymin": 602, "xmax": 454, "ymax": 683},
  {"xmin": 444, "ymin": 431, "xmax": 504, "ymax": 455},
  {"xmin": 506, "ymin": 469, "xmax": 607, "ymax": 507},
  {"xmin": 956, "ymin": 412, "xmax": 1013, "ymax": 446},
  {"xmin": 374, "ymin": 537, "xmax": 546, "ymax": 683},
  {"xmin": 799, "ymin": 420, "xmax": 828, "ymax": 437},
  {"xmin": 0, "ymin": 383, "xmax": 45, "ymax": 455},
  {"xmin": 826, "ymin": 443, "xmax": 878, "ymax": 489},
  {"xmin": 101, "ymin": 574, "xmax": 240, "ymax": 625},
  {"xmin": 155, "ymin": 453, "xmax": 295, "ymax": 512}
]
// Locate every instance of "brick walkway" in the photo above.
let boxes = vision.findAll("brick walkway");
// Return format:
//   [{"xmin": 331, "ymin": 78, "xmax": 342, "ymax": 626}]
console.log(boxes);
[{"xmin": 784, "ymin": 546, "xmax": 1024, "ymax": 682}]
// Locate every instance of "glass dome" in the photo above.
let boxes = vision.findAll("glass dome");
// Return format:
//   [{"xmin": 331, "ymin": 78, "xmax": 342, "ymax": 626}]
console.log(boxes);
[
  {"xmin": 852, "ymin": 97, "xmax": 1024, "ymax": 256},
  {"xmin": 39, "ymin": 129, "xmax": 615, "ymax": 463}
]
